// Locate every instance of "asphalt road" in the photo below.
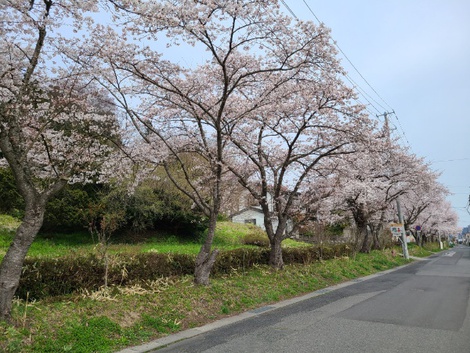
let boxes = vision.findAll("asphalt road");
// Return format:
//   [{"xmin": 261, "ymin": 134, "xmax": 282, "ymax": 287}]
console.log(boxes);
[{"xmin": 120, "ymin": 246, "xmax": 470, "ymax": 353}]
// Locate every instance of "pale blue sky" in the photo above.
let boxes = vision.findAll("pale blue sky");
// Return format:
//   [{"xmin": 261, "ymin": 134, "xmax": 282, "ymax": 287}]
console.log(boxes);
[
  {"xmin": 285, "ymin": 1, "xmax": 470, "ymax": 229},
  {"xmin": 96, "ymin": 1, "xmax": 469, "ymax": 229}
]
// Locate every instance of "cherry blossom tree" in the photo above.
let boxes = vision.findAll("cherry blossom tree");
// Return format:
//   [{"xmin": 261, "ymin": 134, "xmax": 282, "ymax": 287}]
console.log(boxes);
[
  {"xmin": 399, "ymin": 166, "xmax": 449, "ymax": 244},
  {"xmin": 407, "ymin": 196, "xmax": 459, "ymax": 245},
  {"xmin": 315, "ymin": 131, "xmax": 391, "ymax": 252},
  {"xmin": 0, "ymin": 0, "xmax": 120, "ymax": 321},
  {"xmin": 86, "ymin": 0, "xmax": 372, "ymax": 279},
  {"xmin": 224, "ymin": 77, "xmax": 371, "ymax": 267},
  {"xmin": 319, "ymin": 120, "xmax": 448, "ymax": 253},
  {"xmin": 417, "ymin": 202, "xmax": 455, "ymax": 242},
  {"xmin": 378, "ymin": 146, "xmax": 459, "ymax": 246}
]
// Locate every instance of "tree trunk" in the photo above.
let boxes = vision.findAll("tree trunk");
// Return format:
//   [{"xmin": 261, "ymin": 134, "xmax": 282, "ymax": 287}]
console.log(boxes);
[
  {"xmin": 0, "ymin": 203, "xmax": 45, "ymax": 322},
  {"xmin": 371, "ymin": 229, "xmax": 381, "ymax": 250},
  {"xmin": 370, "ymin": 222, "xmax": 384, "ymax": 250},
  {"xmin": 420, "ymin": 233, "xmax": 426, "ymax": 247},
  {"xmin": 269, "ymin": 237, "xmax": 284, "ymax": 269},
  {"xmin": 349, "ymin": 202, "xmax": 370, "ymax": 253},
  {"xmin": 416, "ymin": 232, "xmax": 422, "ymax": 247},
  {"xmin": 359, "ymin": 225, "xmax": 371, "ymax": 253},
  {"xmin": 194, "ymin": 213, "xmax": 219, "ymax": 285}
]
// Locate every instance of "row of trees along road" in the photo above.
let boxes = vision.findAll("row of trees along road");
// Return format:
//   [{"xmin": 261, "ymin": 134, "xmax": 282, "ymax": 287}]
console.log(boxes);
[{"xmin": 0, "ymin": 0, "xmax": 458, "ymax": 322}]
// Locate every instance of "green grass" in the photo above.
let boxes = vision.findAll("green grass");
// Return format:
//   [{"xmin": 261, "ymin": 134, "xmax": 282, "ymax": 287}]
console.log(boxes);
[
  {"xmin": 1, "ymin": 221, "xmax": 306, "ymax": 260},
  {"xmin": 0, "ymin": 248, "xmax": 415, "ymax": 353},
  {"xmin": 407, "ymin": 242, "xmax": 444, "ymax": 257},
  {"xmin": 0, "ymin": 216, "xmax": 441, "ymax": 353},
  {"xmin": 214, "ymin": 222, "xmax": 253, "ymax": 245},
  {"xmin": 0, "ymin": 215, "xmax": 21, "ymax": 233}
]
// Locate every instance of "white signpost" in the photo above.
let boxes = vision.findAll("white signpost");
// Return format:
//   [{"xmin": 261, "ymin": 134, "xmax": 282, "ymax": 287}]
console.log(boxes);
[{"xmin": 390, "ymin": 223, "xmax": 405, "ymax": 238}]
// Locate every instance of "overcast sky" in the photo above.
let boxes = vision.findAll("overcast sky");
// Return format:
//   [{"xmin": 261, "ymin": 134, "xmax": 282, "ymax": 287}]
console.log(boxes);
[{"xmin": 283, "ymin": 1, "xmax": 470, "ymax": 229}]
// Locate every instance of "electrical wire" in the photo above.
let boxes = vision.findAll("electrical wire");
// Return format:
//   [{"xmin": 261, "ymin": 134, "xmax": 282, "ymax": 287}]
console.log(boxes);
[
  {"xmin": 391, "ymin": 111, "xmax": 411, "ymax": 146},
  {"xmin": 279, "ymin": 0, "xmax": 297, "ymax": 19},
  {"xmin": 300, "ymin": 0, "xmax": 321, "ymax": 23},
  {"xmin": 431, "ymin": 158, "xmax": 470, "ymax": 163},
  {"xmin": 344, "ymin": 74, "xmax": 386, "ymax": 114},
  {"xmin": 300, "ymin": 0, "xmax": 394, "ymax": 112},
  {"xmin": 281, "ymin": 0, "xmax": 383, "ymax": 119},
  {"xmin": 282, "ymin": 0, "xmax": 414, "ymax": 149},
  {"xmin": 279, "ymin": 1, "xmax": 389, "ymax": 116}
]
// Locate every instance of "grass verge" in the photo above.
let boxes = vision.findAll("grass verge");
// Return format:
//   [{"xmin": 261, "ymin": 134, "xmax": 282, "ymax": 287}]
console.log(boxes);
[
  {"xmin": 0, "ymin": 247, "xmax": 418, "ymax": 353},
  {"xmin": 407, "ymin": 243, "xmax": 444, "ymax": 257},
  {"xmin": 0, "ymin": 221, "xmax": 305, "ymax": 261}
]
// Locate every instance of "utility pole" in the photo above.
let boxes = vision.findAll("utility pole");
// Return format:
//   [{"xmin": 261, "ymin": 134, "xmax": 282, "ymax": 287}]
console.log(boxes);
[
  {"xmin": 380, "ymin": 112, "xmax": 410, "ymax": 260},
  {"xmin": 396, "ymin": 195, "xmax": 410, "ymax": 259}
]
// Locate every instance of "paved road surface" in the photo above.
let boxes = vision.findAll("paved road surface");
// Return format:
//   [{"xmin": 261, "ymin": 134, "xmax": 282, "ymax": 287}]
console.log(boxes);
[{"xmin": 120, "ymin": 246, "xmax": 470, "ymax": 353}]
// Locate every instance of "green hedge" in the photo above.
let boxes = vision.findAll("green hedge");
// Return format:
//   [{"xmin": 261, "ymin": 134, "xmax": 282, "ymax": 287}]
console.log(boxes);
[
  {"xmin": 283, "ymin": 243, "xmax": 354, "ymax": 264},
  {"xmin": 18, "ymin": 253, "xmax": 196, "ymax": 299},
  {"xmin": 18, "ymin": 244, "xmax": 353, "ymax": 300},
  {"xmin": 213, "ymin": 248, "xmax": 270, "ymax": 274}
]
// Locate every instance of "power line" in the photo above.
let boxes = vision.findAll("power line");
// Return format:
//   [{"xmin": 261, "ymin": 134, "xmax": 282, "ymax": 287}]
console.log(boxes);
[
  {"xmin": 279, "ymin": 1, "xmax": 385, "ymax": 118},
  {"xmin": 285, "ymin": 1, "xmax": 414, "ymax": 150},
  {"xmin": 299, "ymin": 0, "xmax": 394, "ymax": 112},
  {"xmin": 280, "ymin": 0, "xmax": 297, "ymax": 19},
  {"xmin": 432, "ymin": 158, "xmax": 470, "ymax": 163},
  {"xmin": 390, "ymin": 111, "xmax": 411, "ymax": 146},
  {"xmin": 344, "ymin": 74, "xmax": 386, "ymax": 114},
  {"xmin": 300, "ymin": 0, "xmax": 321, "ymax": 23},
  {"xmin": 282, "ymin": 1, "xmax": 400, "ymax": 125}
]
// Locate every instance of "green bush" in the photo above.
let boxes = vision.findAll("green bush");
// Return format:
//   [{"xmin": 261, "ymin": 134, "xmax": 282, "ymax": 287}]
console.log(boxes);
[
  {"xmin": 17, "ymin": 244, "xmax": 354, "ymax": 300},
  {"xmin": 126, "ymin": 252, "xmax": 195, "ymax": 279},
  {"xmin": 19, "ymin": 255, "xmax": 105, "ymax": 299},
  {"xmin": 0, "ymin": 167, "xmax": 23, "ymax": 217},
  {"xmin": 39, "ymin": 177, "xmax": 207, "ymax": 236},
  {"xmin": 213, "ymin": 222, "xmax": 258, "ymax": 246},
  {"xmin": 0, "ymin": 214, "xmax": 21, "ymax": 235},
  {"xmin": 18, "ymin": 253, "xmax": 197, "ymax": 300},
  {"xmin": 213, "ymin": 248, "xmax": 270, "ymax": 274},
  {"xmin": 283, "ymin": 244, "xmax": 354, "ymax": 264},
  {"xmin": 238, "ymin": 224, "xmax": 270, "ymax": 247},
  {"xmin": 241, "ymin": 233, "xmax": 270, "ymax": 247},
  {"xmin": 42, "ymin": 185, "xmax": 98, "ymax": 232}
]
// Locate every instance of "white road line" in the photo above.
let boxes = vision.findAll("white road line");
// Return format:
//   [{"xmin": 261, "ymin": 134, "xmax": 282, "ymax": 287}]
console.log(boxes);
[{"xmin": 442, "ymin": 251, "xmax": 456, "ymax": 257}]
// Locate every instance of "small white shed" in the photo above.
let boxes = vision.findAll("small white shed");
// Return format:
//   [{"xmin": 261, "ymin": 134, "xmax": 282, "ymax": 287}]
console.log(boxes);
[
  {"xmin": 231, "ymin": 206, "xmax": 266, "ymax": 229},
  {"xmin": 230, "ymin": 206, "xmax": 294, "ymax": 234}
]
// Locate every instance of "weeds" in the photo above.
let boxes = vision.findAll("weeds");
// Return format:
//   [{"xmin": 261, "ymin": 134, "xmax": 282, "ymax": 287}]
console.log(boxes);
[
  {"xmin": 0, "ymin": 249, "xmax": 412, "ymax": 353},
  {"xmin": 0, "ymin": 214, "xmax": 20, "ymax": 234},
  {"xmin": 0, "ymin": 217, "xmax": 430, "ymax": 353}
]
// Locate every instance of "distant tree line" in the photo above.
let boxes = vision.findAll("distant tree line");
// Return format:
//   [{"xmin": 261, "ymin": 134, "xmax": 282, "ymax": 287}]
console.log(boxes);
[{"xmin": 0, "ymin": 166, "xmax": 206, "ymax": 237}]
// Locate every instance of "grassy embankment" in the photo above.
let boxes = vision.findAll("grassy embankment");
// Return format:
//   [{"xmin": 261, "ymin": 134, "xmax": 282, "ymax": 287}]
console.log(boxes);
[{"xmin": 0, "ymin": 214, "xmax": 442, "ymax": 353}]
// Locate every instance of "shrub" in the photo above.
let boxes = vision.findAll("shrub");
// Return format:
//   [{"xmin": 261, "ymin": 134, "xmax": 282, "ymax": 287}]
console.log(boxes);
[
  {"xmin": 19, "ymin": 255, "xmax": 105, "ymax": 299},
  {"xmin": 213, "ymin": 222, "xmax": 253, "ymax": 246},
  {"xmin": 17, "ymin": 243, "xmax": 354, "ymax": 300},
  {"xmin": 241, "ymin": 234, "xmax": 270, "ymax": 247},
  {"xmin": 18, "ymin": 253, "xmax": 197, "ymax": 300},
  {"xmin": 125, "ymin": 181, "xmax": 208, "ymax": 238},
  {"xmin": 42, "ymin": 185, "xmax": 98, "ymax": 232},
  {"xmin": 282, "ymin": 244, "xmax": 354, "ymax": 264},
  {"xmin": 213, "ymin": 248, "xmax": 270, "ymax": 274},
  {"xmin": 0, "ymin": 167, "xmax": 23, "ymax": 217},
  {"xmin": 0, "ymin": 214, "xmax": 21, "ymax": 234}
]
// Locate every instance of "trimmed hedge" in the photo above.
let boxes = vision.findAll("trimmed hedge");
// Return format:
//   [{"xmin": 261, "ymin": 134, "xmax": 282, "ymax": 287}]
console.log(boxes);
[
  {"xmin": 213, "ymin": 248, "xmax": 270, "ymax": 274},
  {"xmin": 283, "ymin": 243, "xmax": 354, "ymax": 264},
  {"xmin": 18, "ymin": 244, "xmax": 353, "ymax": 300},
  {"xmin": 18, "ymin": 253, "xmax": 196, "ymax": 300}
]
